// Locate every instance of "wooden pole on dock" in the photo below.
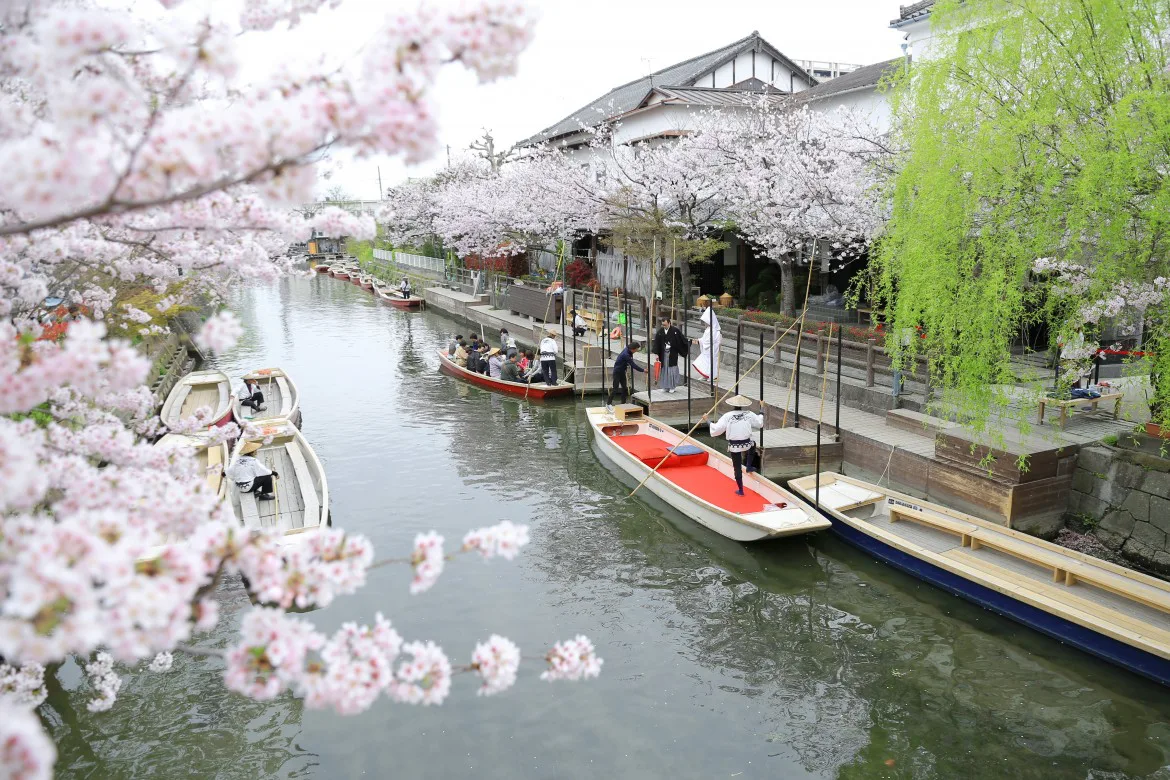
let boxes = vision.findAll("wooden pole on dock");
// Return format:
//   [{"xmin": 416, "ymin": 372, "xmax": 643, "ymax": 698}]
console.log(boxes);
[
  {"xmin": 794, "ymin": 332, "xmax": 801, "ymax": 429},
  {"xmin": 708, "ymin": 307, "xmax": 715, "ymax": 408},
  {"xmin": 814, "ymin": 424, "xmax": 821, "ymax": 510},
  {"xmin": 602, "ymin": 290, "xmax": 609, "ymax": 397},
  {"xmin": 572, "ymin": 290, "xmax": 577, "ymax": 368},
  {"xmin": 759, "ymin": 330, "xmax": 765, "ymax": 473},
  {"xmin": 835, "ymin": 324, "xmax": 843, "ymax": 439},
  {"xmin": 685, "ymin": 314, "xmax": 692, "ymax": 428},
  {"xmin": 735, "ymin": 319, "xmax": 742, "ymax": 389}
]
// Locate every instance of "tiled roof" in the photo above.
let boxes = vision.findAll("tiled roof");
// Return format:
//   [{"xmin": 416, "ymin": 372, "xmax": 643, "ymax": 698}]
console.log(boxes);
[
  {"xmin": 650, "ymin": 84, "xmax": 787, "ymax": 109},
  {"xmin": 890, "ymin": 0, "xmax": 936, "ymax": 26},
  {"xmin": 792, "ymin": 58, "xmax": 902, "ymax": 103},
  {"xmin": 519, "ymin": 31, "xmax": 812, "ymax": 147}
]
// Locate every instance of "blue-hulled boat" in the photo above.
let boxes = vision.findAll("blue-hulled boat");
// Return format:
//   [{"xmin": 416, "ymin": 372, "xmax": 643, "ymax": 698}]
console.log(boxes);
[{"xmin": 788, "ymin": 472, "xmax": 1170, "ymax": 686}]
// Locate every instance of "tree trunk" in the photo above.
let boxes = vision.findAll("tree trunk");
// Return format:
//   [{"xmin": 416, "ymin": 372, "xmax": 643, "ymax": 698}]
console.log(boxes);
[
  {"xmin": 679, "ymin": 260, "xmax": 692, "ymax": 314},
  {"xmin": 780, "ymin": 258, "xmax": 795, "ymax": 317}
]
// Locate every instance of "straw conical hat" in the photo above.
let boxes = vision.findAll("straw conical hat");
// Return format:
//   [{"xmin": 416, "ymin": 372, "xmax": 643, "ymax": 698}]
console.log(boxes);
[
  {"xmin": 488, "ymin": 347, "xmax": 501, "ymax": 356},
  {"xmin": 241, "ymin": 440, "xmax": 263, "ymax": 455},
  {"xmin": 725, "ymin": 395, "xmax": 753, "ymax": 408}
]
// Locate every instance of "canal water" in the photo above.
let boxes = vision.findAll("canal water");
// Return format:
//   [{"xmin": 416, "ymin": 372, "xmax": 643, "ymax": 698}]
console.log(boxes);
[{"xmin": 50, "ymin": 274, "xmax": 1170, "ymax": 779}]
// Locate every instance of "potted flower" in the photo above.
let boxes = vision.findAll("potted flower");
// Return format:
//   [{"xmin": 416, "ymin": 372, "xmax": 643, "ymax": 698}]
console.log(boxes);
[{"xmin": 719, "ymin": 275, "xmax": 737, "ymax": 307}]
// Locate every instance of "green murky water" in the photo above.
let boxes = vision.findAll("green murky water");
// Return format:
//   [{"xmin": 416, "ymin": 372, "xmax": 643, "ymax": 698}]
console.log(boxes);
[{"xmin": 48, "ymin": 274, "xmax": 1170, "ymax": 779}]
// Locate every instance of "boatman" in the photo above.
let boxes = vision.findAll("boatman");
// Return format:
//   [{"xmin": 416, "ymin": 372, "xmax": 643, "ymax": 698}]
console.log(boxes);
[
  {"xmin": 606, "ymin": 341, "xmax": 644, "ymax": 409},
  {"xmin": 398, "ymin": 277, "xmax": 413, "ymax": 299},
  {"xmin": 226, "ymin": 440, "xmax": 277, "ymax": 501},
  {"xmin": 702, "ymin": 395, "xmax": 763, "ymax": 496},
  {"xmin": 236, "ymin": 378, "xmax": 265, "ymax": 413},
  {"xmin": 538, "ymin": 328, "xmax": 559, "ymax": 385}
]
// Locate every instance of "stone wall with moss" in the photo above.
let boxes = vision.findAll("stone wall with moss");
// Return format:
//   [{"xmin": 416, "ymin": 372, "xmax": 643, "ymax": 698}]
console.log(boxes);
[{"xmin": 1067, "ymin": 445, "xmax": 1170, "ymax": 575}]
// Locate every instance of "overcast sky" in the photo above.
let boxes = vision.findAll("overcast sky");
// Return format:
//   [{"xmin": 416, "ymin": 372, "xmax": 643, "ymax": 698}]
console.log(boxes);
[{"xmin": 286, "ymin": 0, "xmax": 908, "ymax": 199}]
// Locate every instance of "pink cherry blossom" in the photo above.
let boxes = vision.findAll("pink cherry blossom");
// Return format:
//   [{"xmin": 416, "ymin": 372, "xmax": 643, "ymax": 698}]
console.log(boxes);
[
  {"xmin": 387, "ymin": 641, "xmax": 451, "ymax": 705},
  {"xmin": 0, "ymin": 704, "xmax": 55, "ymax": 780},
  {"xmin": 195, "ymin": 311, "xmax": 244, "ymax": 354},
  {"xmin": 409, "ymin": 532, "xmax": 445, "ymax": 594},
  {"xmin": 0, "ymin": 663, "xmax": 46, "ymax": 709},
  {"xmin": 470, "ymin": 635, "xmax": 520, "ymax": 696},
  {"xmin": 541, "ymin": 635, "xmax": 603, "ymax": 682},
  {"xmin": 462, "ymin": 521, "xmax": 530, "ymax": 560},
  {"xmin": 84, "ymin": 652, "xmax": 122, "ymax": 712}
]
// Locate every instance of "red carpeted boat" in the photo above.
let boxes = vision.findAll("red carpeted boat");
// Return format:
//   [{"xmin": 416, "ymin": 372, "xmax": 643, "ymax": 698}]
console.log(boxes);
[
  {"xmin": 588, "ymin": 406, "xmax": 829, "ymax": 541},
  {"xmin": 437, "ymin": 349, "xmax": 572, "ymax": 399}
]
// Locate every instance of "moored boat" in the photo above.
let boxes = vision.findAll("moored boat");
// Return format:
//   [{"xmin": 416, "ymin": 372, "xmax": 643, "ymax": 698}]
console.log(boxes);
[
  {"xmin": 437, "ymin": 348, "xmax": 573, "ymax": 399},
  {"xmin": 227, "ymin": 418, "xmax": 329, "ymax": 538},
  {"xmin": 360, "ymin": 274, "xmax": 375, "ymax": 291},
  {"xmin": 330, "ymin": 267, "xmax": 351, "ymax": 280},
  {"xmin": 587, "ymin": 406, "xmax": 830, "ymax": 542},
  {"xmin": 156, "ymin": 432, "xmax": 230, "ymax": 502},
  {"xmin": 788, "ymin": 472, "xmax": 1170, "ymax": 686},
  {"xmin": 377, "ymin": 286, "xmax": 425, "ymax": 310},
  {"xmin": 160, "ymin": 369, "xmax": 233, "ymax": 429},
  {"xmin": 314, "ymin": 264, "xmax": 331, "ymax": 274},
  {"xmin": 232, "ymin": 367, "xmax": 302, "ymax": 427}
]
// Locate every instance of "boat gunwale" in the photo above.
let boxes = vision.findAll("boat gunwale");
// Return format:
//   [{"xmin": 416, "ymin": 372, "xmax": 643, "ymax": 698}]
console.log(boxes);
[
  {"xmin": 160, "ymin": 369, "xmax": 232, "ymax": 429},
  {"xmin": 587, "ymin": 407, "xmax": 826, "ymax": 536},
  {"xmin": 228, "ymin": 421, "xmax": 329, "ymax": 533},
  {"xmin": 231, "ymin": 367, "xmax": 301, "ymax": 426}
]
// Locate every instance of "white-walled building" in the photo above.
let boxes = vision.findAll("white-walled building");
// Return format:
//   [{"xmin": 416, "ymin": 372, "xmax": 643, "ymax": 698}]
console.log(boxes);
[
  {"xmin": 519, "ymin": 31, "xmax": 816, "ymax": 151},
  {"xmin": 889, "ymin": 1, "xmax": 938, "ymax": 61}
]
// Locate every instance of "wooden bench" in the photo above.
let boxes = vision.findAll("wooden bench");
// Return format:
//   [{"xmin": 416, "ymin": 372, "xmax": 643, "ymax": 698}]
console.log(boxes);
[
  {"xmin": 966, "ymin": 529, "xmax": 1170, "ymax": 615},
  {"xmin": 503, "ymin": 284, "xmax": 562, "ymax": 324},
  {"xmin": 274, "ymin": 376, "xmax": 293, "ymax": 417},
  {"xmin": 286, "ymin": 443, "xmax": 320, "ymax": 530},
  {"xmin": 237, "ymin": 486, "xmax": 262, "ymax": 529},
  {"xmin": 1037, "ymin": 391, "xmax": 1123, "ymax": 429},
  {"xmin": 888, "ymin": 504, "xmax": 980, "ymax": 546},
  {"xmin": 574, "ymin": 309, "xmax": 605, "ymax": 339},
  {"xmin": 205, "ymin": 445, "xmax": 224, "ymax": 497}
]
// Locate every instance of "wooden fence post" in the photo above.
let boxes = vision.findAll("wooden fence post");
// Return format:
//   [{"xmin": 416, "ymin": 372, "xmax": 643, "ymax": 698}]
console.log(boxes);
[
  {"xmin": 816, "ymin": 328, "xmax": 826, "ymax": 375},
  {"xmin": 866, "ymin": 338, "xmax": 876, "ymax": 387},
  {"xmin": 773, "ymin": 323, "xmax": 781, "ymax": 362}
]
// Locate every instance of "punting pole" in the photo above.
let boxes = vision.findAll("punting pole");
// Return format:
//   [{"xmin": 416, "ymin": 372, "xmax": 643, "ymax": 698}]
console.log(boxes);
[
  {"xmin": 602, "ymin": 290, "xmax": 609, "ymax": 396},
  {"xmin": 560, "ymin": 281, "xmax": 567, "ymax": 382},
  {"xmin": 709, "ymin": 308, "xmax": 715, "ymax": 409},
  {"xmin": 572, "ymin": 289, "xmax": 578, "ymax": 368},
  {"xmin": 646, "ymin": 293, "xmax": 653, "ymax": 407},
  {"xmin": 735, "ymin": 320, "xmax": 741, "ymax": 388},
  {"xmin": 835, "ymin": 323, "xmax": 842, "ymax": 440},
  {"xmin": 814, "ymin": 425, "xmax": 821, "ymax": 510}
]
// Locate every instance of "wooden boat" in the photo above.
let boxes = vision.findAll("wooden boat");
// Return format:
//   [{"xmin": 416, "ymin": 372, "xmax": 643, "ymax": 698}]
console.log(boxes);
[
  {"xmin": 314, "ymin": 264, "xmax": 331, "ymax": 274},
  {"xmin": 156, "ymin": 432, "xmax": 230, "ymax": 502},
  {"xmin": 587, "ymin": 406, "xmax": 830, "ymax": 542},
  {"xmin": 788, "ymin": 472, "xmax": 1170, "ymax": 686},
  {"xmin": 231, "ymin": 367, "xmax": 301, "ymax": 427},
  {"xmin": 160, "ymin": 369, "xmax": 233, "ymax": 429},
  {"xmin": 329, "ymin": 265, "xmax": 352, "ymax": 279},
  {"xmin": 377, "ymin": 286, "xmax": 425, "ymax": 310},
  {"xmin": 227, "ymin": 418, "xmax": 329, "ymax": 538},
  {"xmin": 359, "ymin": 275, "xmax": 375, "ymax": 291},
  {"xmin": 437, "ymin": 348, "xmax": 573, "ymax": 399}
]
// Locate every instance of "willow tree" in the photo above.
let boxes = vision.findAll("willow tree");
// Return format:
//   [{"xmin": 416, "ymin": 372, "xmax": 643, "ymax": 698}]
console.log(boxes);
[{"xmin": 873, "ymin": 0, "xmax": 1170, "ymax": 428}]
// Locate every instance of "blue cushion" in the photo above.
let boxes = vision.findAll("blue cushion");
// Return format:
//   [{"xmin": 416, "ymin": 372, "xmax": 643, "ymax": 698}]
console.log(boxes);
[{"xmin": 671, "ymin": 445, "xmax": 705, "ymax": 456}]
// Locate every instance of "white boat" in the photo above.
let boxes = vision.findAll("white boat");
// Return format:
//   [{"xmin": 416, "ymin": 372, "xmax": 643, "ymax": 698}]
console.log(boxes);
[
  {"xmin": 160, "ymin": 369, "xmax": 232, "ymax": 430},
  {"xmin": 227, "ymin": 418, "xmax": 329, "ymax": 538},
  {"xmin": 586, "ymin": 406, "xmax": 830, "ymax": 541},
  {"xmin": 232, "ymin": 367, "xmax": 302, "ymax": 427}
]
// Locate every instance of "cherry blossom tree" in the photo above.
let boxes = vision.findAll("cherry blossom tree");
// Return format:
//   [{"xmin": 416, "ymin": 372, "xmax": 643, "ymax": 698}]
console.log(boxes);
[{"xmin": 0, "ymin": 2, "xmax": 605, "ymax": 777}]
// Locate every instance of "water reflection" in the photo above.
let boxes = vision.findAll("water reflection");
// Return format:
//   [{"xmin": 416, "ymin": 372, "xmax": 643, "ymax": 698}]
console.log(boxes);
[{"xmin": 49, "ymin": 275, "xmax": 1170, "ymax": 779}]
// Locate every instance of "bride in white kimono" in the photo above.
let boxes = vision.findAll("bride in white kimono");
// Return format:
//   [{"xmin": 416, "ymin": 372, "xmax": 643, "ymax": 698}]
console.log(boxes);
[{"xmin": 691, "ymin": 306, "xmax": 721, "ymax": 380}]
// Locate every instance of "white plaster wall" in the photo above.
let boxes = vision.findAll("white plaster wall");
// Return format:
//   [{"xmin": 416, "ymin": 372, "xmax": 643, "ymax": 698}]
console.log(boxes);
[
  {"xmin": 806, "ymin": 87, "xmax": 893, "ymax": 135},
  {"xmin": 712, "ymin": 61, "xmax": 734, "ymax": 88}
]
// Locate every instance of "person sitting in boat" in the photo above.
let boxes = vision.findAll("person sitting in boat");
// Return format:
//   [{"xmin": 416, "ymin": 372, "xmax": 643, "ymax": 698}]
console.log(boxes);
[
  {"xmin": 226, "ymin": 440, "xmax": 277, "ymax": 501},
  {"xmin": 703, "ymin": 395, "xmax": 763, "ymax": 496},
  {"xmin": 236, "ymin": 378, "xmax": 265, "ymax": 412},
  {"xmin": 538, "ymin": 329, "xmax": 559, "ymax": 385},
  {"xmin": 500, "ymin": 352, "xmax": 531, "ymax": 384},
  {"xmin": 398, "ymin": 277, "xmax": 413, "ymax": 299},
  {"xmin": 448, "ymin": 334, "xmax": 463, "ymax": 354},
  {"xmin": 606, "ymin": 341, "xmax": 644, "ymax": 409},
  {"xmin": 487, "ymin": 347, "xmax": 504, "ymax": 378},
  {"xmin": 517, "ymin": 350, "xmax": 533, "ymax": 375},
  {"xmin": 453, "ymin": 339, "xmax": 470, "ymax": 368},
  {"xmin": 570, "ymin": 308, "xmax": 587, "ymax": 338}
]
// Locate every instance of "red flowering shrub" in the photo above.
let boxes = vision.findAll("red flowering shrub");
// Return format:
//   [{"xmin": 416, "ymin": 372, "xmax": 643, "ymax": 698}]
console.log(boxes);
[{"xmin": 566, "ymin": 258, "xmax": 595, "ymax": 289}]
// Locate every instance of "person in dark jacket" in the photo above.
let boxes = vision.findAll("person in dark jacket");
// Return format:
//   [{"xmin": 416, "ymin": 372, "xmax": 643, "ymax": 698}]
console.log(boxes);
[
  {"xmin": 606, "ymin": 342, "xmax": 644, "ymax": 408},
  {"xmin": 651, "ymin": 316, "xmax": 689, "ymax": 393}
]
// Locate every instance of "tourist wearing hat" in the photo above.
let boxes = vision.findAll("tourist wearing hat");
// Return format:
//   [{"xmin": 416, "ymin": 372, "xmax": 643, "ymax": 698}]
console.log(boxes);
[
  {"xmin": 225, "ymin": 440, "xmax": 277, "ymax": 501},
  {"xmin": 487, "ymin": 347, "xmax": 504, "ymax": 378},
  {"xmin": 538, "ymin": 328, "xmax": 559, "ymax": 385},
  {"xmin": 702, "ymin": 395, "xmax": 763, "ymax": 496}
]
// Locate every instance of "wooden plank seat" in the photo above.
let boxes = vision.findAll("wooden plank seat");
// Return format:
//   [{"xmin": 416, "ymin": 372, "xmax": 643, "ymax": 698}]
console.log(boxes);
[
  {"xmin": 574, "ymin": 309, "xmax": 606, "ymax": 338},
  {"xmin": 888, "ymin": 504, "xmax": 979, "ymax": 546},
  {"xmin": 1037, "ymin": 391, "xmax": 1123, "ymax": 429},
  {"xmin": 963, "ymin": 530, "xmax": 1170, "ymax": 615},
  {"xmin": 238, "ymin": 486, "xmax": 262, "ymax": 529},
  {"xmin": 942, "ymin": 548, "xmax": 1170, "ymax": 649},
  {"xmin": 170, "ymin": 384, "xmax": 192, "ymax": 414},
  {"xmin": 285, "ymin": 443, "xmax": 319, "ymax": 529},
  {"xmin": 274, "ymin": 376, "xmax": 293, "ymax": 417},
  {"xmin": 817, "ymin": 482, "xmax": 884, "ymax": 512},
  {"xmin": 205, "ymin": 445, "xmax": 224, "ymax": 496}
]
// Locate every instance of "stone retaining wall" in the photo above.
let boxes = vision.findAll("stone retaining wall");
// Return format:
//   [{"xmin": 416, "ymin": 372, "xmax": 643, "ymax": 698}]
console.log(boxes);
[{"xmin": 1068, "ymin": 445, "xmax": 1170, "ymax": 574}]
